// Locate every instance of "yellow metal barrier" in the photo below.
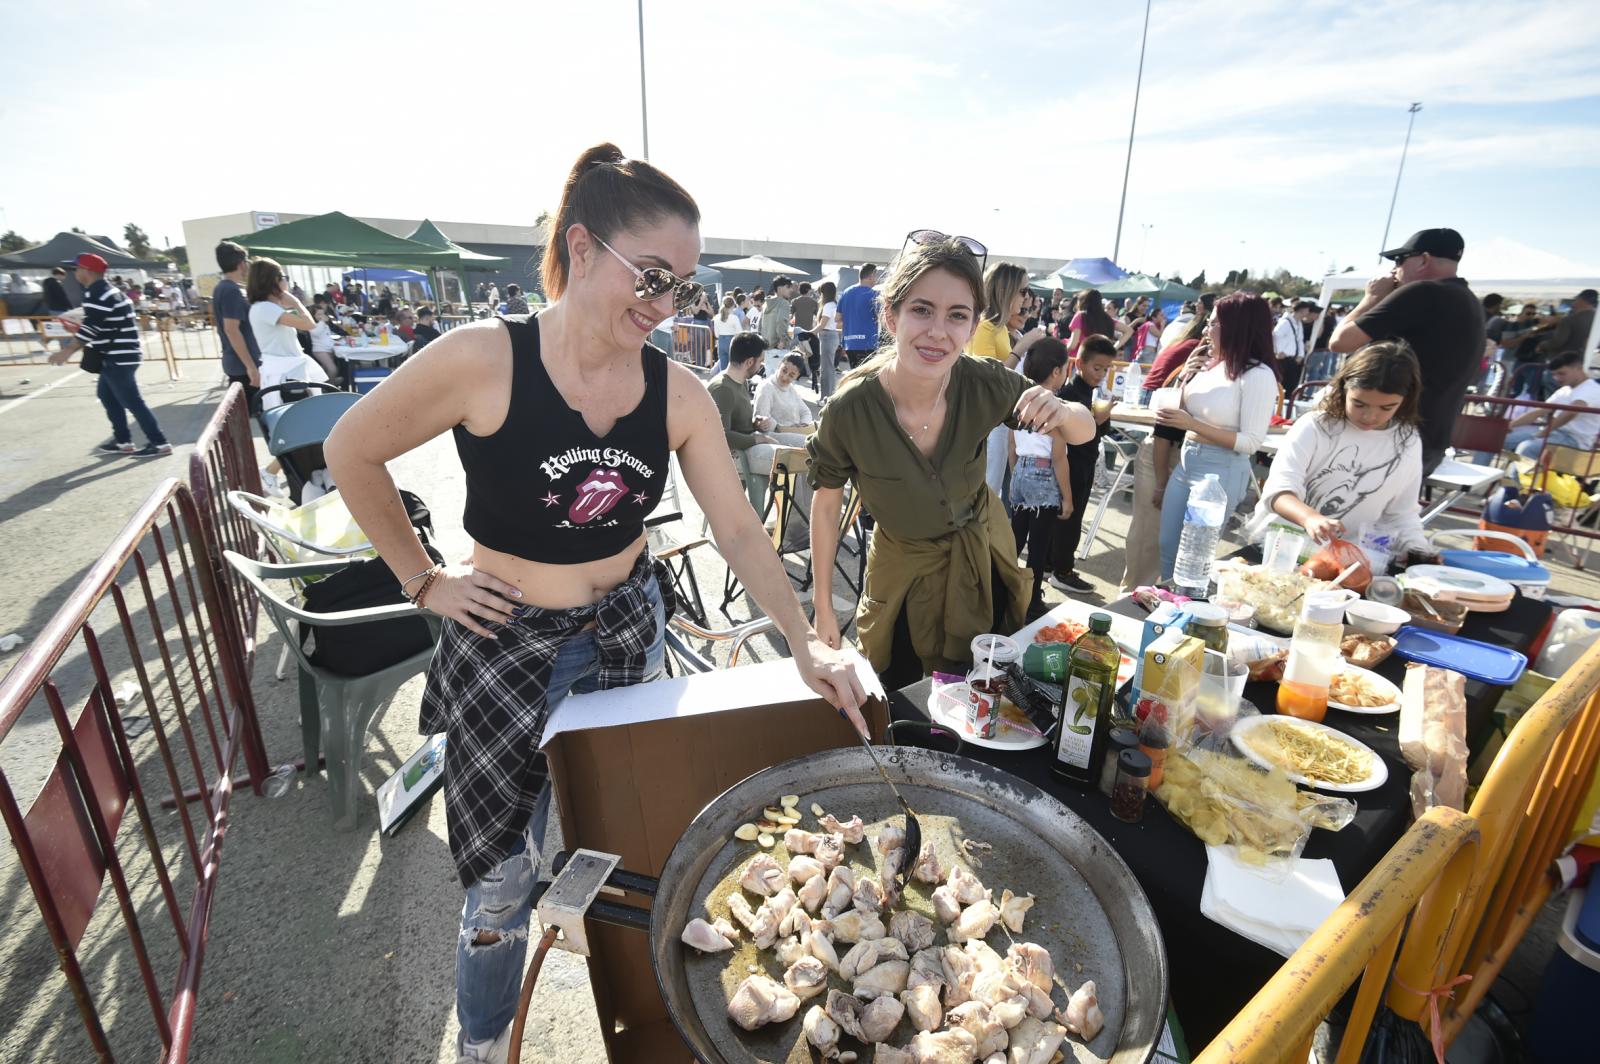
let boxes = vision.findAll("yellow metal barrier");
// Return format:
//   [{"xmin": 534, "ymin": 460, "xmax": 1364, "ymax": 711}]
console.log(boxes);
[{"xmin": 1195, "ymin": 807, "xmax": 1480, "ymax": 1064}]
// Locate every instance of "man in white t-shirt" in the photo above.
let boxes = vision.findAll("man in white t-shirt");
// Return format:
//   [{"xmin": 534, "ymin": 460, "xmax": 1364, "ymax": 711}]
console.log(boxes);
[{"xmin": 1504, "ymin": 351, "xmax": 1600, "ymax": 457}]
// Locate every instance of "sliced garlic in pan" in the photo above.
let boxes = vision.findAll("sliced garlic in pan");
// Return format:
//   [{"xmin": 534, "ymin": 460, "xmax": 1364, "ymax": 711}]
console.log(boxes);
[
  {"xmin": 780, "ymin": 794, "xmax": 800, "ymax": 808},
  {"xmin": 734, "ymin": 823, "xmax": 760, "ymax": 842},
  {"xmin": 758, "ymin": 833, "xmax": 775, "ymax": 848},
  {"xmin": 763, "ymin": 807, "xmax": 785, "ymax": 821},
  {"xmin": 810, "ymin": 803, "xmax": 826, "ymax": 817}
]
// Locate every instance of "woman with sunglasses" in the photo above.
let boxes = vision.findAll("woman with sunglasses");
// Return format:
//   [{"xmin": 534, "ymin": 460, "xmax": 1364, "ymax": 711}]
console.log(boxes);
[
  {"xmin": 324, "ymin": 142, "xmax": 870, "ymax": 1064},
  {"xmin": 807, "ymin": 232, "xmax": 1096, "ymax": 689}
]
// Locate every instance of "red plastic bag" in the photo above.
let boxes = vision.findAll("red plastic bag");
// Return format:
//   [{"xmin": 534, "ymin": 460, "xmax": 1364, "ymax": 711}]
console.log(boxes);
[{"xmin": 1299, "ymin": 538, "xmax": 1372, "ymax": 593}]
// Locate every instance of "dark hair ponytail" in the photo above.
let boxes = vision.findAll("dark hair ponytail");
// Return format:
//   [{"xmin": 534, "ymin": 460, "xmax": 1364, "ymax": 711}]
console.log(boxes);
[{"xmin": 539, "ymin": 142, "xmax": 701, "ymax": 301}]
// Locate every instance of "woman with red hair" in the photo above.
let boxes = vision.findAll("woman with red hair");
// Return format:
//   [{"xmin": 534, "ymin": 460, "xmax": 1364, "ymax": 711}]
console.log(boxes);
[{"xmin": 1153, "ymin": 292, "xmax": 1279, "ymax": 578}]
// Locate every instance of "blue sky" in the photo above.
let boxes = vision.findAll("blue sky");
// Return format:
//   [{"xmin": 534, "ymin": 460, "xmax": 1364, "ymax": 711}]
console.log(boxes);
[{"xmin": 2, "ymin": 0, "xmax": 1597, "ymax": 280}]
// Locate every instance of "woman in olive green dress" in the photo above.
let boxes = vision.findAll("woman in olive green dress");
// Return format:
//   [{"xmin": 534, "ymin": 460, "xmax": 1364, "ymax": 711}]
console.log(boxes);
[{"xmin": 807, "ymin": 233, "xmax": 1096, "ymax": 688}]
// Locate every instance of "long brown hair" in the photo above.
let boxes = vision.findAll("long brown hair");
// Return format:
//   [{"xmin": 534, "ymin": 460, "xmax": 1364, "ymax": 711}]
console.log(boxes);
[
  {"xmin": 539, "ymin": 142, "xmax": 700, "ymax": 301},
  {"xmin": 1316, "ymin": 340, "xmax": 1423, "ymax": 426},
  {"xmin": 246, "ymin": 257, "xmax": 284, "ymax": 303},
  {"xmin": 838, "ymin": 237, "xmax": 986, "ymax": 387}
]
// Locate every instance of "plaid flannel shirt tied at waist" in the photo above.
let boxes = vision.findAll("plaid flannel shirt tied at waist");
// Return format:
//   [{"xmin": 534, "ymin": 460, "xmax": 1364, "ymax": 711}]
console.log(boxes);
[{"xmin": 420, "ymin": 550, "xmax": 671, "ymax": 887}]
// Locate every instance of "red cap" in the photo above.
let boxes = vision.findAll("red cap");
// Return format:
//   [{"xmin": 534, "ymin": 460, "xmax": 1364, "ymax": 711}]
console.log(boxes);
[{"xmin": 67, "ymin": 253, "xmax": 109, "ymax": 273}]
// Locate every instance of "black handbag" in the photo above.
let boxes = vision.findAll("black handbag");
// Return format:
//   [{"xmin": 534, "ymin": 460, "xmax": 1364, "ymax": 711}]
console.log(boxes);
[
  {"xmin": 80, "ymin": 347, "xmax": 103, "ymax": 374},
  {"xmin": 300, "ymin": 543, "xmax": 444, "ymax": 677}
]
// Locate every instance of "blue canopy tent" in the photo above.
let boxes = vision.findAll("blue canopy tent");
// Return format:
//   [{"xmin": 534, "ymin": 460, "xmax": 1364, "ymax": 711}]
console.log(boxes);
[
  {"xmin": 1054, "ymin": 257, "xmax": 1130, "ymax": 285},
  {"xmin": 341, "ymin": 267, "xmax": 432, "ymax": 298}
]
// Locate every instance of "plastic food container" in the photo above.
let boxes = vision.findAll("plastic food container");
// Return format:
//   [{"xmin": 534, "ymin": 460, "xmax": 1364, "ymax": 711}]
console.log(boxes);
[
  {"xmin": 1344, "ymin": 600, "xmax": 1411, "ymax": 636},
  {"xmin": 1392, "ymin": 626, "xmax": 1528, "ymax": 686}
]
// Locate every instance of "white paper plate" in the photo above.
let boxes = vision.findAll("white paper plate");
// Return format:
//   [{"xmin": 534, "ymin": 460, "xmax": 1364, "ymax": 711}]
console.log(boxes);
[
  {"xmin": 1327, "ymin": 665, "xmax": 1401, "ymax": 716},
  {"xmin": 1009, "ymin": 601, "xmax": 1139, "ymax": 689},
  {"xmin": 926, "ymin": 682, "xmax": 1049, "ymax": 751},
  {"xmin": 1231, "ymin": 714, "xmax": 1389, "ymax": 793}
]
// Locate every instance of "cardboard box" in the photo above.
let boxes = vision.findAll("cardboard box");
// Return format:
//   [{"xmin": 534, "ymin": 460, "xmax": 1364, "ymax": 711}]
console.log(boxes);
[{"xmin": 540, "ymin": 655, "xmax": 888, "ymax": 1063}]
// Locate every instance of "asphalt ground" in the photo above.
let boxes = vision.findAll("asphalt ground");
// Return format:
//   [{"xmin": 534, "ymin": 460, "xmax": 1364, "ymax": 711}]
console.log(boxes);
[{"xmin": 0, "ymin": 359, "xmax": 1592, "ymax": 1061}]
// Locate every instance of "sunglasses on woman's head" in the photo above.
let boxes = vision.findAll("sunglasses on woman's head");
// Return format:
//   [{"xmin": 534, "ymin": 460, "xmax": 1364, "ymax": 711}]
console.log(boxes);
[
  {"xmin": 595, "ymin": 235, "xmax": 703, "ymax": 312},
  {"xmin": 903, "ymin": 228, "xmax": 988, "ymax": 270}
]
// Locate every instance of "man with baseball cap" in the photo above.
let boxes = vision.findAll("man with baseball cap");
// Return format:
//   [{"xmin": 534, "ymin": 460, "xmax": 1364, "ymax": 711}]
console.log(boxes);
[
  {"xmin": 1331, "ymin": 228, "xmax": 1485, "ymax": 474},
  {"xmin": 48, "ymin": 252, "xmax": 171, "ymax": 457}
]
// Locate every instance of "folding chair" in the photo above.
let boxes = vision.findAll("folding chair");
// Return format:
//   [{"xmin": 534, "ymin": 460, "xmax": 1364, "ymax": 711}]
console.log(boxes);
[
  {"xmin": 224, "ymin": 551, "xmax": 441, "ymax": 831},
  {"xmin": 1541, "ymin": 445, "xmax": 1600, "ymax": 568},
  {"xmin": 1079, "ymin": 431, "xmax": 1141, "ymax": 560}
]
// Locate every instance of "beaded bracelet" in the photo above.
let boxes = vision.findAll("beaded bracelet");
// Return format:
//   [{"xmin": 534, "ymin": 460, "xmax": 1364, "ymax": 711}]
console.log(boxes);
[
  {"xmin": 409, "ymin": 566, "xmax": 443, "ymax": 608},
  {"xmin": 399, "ymin": 566, "xmax": 434, "ymax": 598}
]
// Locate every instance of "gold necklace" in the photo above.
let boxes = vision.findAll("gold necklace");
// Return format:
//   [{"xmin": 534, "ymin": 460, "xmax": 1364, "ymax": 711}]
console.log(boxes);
[{"xmin": 883, "ymin": 362, "xmax": 950, "ymax": 442}]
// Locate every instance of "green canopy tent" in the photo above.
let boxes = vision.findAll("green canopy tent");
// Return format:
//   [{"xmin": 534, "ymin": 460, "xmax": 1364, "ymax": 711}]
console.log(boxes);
[
  {"xmin": 229, "ymin": 211, "xmax": 463, "ymax": 271},
  {"xmin": 406, "ymin": 219, "xmax": 514, "ymax": 307},
  {"xmin": 1098, "ymin": 274, "xmax": 1164, "ymax": 299}
]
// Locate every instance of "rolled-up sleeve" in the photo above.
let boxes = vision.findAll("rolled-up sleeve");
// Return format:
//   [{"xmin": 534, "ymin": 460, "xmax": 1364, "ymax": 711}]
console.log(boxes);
[
  {"xmin": 806, "ymin": 404, "xmax": 856, "ymax": 490},
  {"xmin": 1233, "ymin": 364, "xmax": 1278, "ymax": 454}
]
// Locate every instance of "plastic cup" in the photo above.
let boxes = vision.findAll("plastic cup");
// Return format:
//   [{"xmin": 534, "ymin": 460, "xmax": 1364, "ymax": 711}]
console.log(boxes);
[{"xmin": 1196, "ymin": 650, "xmax": 1248, "ymax": 734}]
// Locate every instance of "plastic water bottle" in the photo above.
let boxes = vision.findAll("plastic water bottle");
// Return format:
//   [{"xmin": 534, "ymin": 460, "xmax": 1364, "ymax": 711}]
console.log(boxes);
[
  {"xmin": 1173, "ymin": 474, "xmax": 1228, "ymax": 598},
  {"xmin": 1122, "ymin": 363, "xmax": 1144, "ymax": 407}
]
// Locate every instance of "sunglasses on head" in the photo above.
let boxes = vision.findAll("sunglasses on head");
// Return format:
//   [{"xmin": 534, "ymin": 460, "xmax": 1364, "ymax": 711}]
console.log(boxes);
[
  {"xmin": 903, "ymin": 228, "xmax": 988, "ymax": 271},
  {"xmin": 594, "ymin": 234, "xmax": 703, "ymax": 312}
]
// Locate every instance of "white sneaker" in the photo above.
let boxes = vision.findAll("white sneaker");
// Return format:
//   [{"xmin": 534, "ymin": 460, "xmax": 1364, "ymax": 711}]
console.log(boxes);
[{"xmin": 457, "ymin": 1025, "xmax": 511, "ymax": 1064}]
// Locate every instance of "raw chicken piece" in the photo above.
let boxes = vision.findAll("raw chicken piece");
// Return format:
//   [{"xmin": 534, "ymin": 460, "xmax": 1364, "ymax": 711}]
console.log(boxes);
[
  {"xmin": 1005, "ymin": 943, "xmax": 1052, "ymax": 994},
  {"xmin": 839, "ymin": 940, "xmax": 884, "ymax": 981},
  {"xmin": 853, "ymin": 959, "xmax": 910, "ymax": 1000},
  {"xmin": 965, "ymin": 939, "xmax": 1005, "ymax": 976},
  {"xmin": 798, "ymin": 873, "xmax": 828, "ymax": 914},
  {"xmin": 890, "ymin": 910, "xmax": 936, "ymax": 953},
  {"xmin": 949, "ymin": 899, "xmax": 1000, "ymax": 944},
  {"xmin": 824, "ymin": 909, "xmax": 886, "ymax": 944},
  {"xmin": 803, "ymin": 1005, "xmax": 840, "ymax": 1059},
  {"xmin": 875, "ymin": 937, "xmax": 911, "ymax": 962},
  {"xmin": 776, "ymin": 936, "xmax": 809, "ymax": 968},
  {"xmin": 970, "ymin": 968, "xmax": 1014, "ymax": 1007},
  {"xmin": 786, "ymin": 828, "xmax": 821, "ymax": 854},
  {"xmin": 998, "ymin": 890, "xmax": 1035, "ymax": 934},
  {"xmin": 821, "ymin": 813, "xmax": 867, "ymax": 844},
  {"xmin": 1001, "ymin": 971, "xmax": 1053, "ymax": 1020},
  {"xmin": 908, "ymin": 948, "xmax": 946, "ymax": 990},
  {"xmin": 901, "ymin": 984, "xmax": 943, "ymax": 1031},
  {"xmin": 941, "ymin": 945, "xmax": 977, "ymax": 1007},
  {"xmin": 680, "ymin": 918, "xmax": 735, "ymax": 953},
  {"xmin": 728, "ymin": 893, "xmax": 760, "ymax": 932},
  {"xmin": 784, "ymin": 955, "xmax": 829, "ymax": 1000},
  {"xmin": 931, "ymin": 884, "xmax": 963, "ymax": 924},
  {"xmin": 1006, "ymin": 1015, "xmax": 1067, "ymax": 1064},
  {"xmin": 853, "ymin": 874, "xmax": 887, "ymax": 914},
  {"xmin": 814, "ymin": 832, "xmax": 847, "ymax": 870},
  {"xmin": 1064, "ymin": 980, "xmax": 1105, "ymax": 1041},
  {"xmin": 739, "ymin": 854, "xmax": 787, "ymax": 896},
  {"xmin": 988, "ymin": 995, "xmax": 1028, "ymax": 1029},
  {"xmin": 912, "ymin": 842, "xmax": 947, "ymax": 884},
  {"xmin": 947, "ymin": 864, "xmax": 987, "ymax": 905},
  {"xmin": 984, "ymin": 1056, "xmax": 1006, "ymax": 1064},
  {"xmin": 876, "ymin": 824, "xmax": 907, "ymax": 855},
  {"xmin": 789, "ymin": 854, "xmax": 827, "ymax": 884},
  {"xmin": 781, "ymin": 900, "xmax": 811, "ymax": 939},
  {"xmin": 821, "ymin": 866, "xmax": 856, "ymax": 918},
  {"xmin": 807, "ymin": 925, "xmax": 842, "ymax": 973},
  {"xmin": 711, "ymin": 916, "xmax": 740, "ymax": 942},
  {"xmin": 874, "ymin": 1046, "xmax": 914, "ymax": 1064},
  {"xmin": 909, "ymin": 1027, "xmax": 979, "ymax": 1064},
  {"xmin": 750, "ymin": 887, "xmax": 798, "ymax": 949},
  {"xmin": 857, "ymin": 994, "xmax": 906, "ymax": 1043},
  {"xmin": 948, "ymin": 1001, "xmax": 1008, "ymax": 1057},
  {"xmin": 726, "ymin": 974, "xmax": 800, "ymax": 1030},
  {"xmin": 824, "ymin": 989, "xmax": 866, "ymax": 1040}
]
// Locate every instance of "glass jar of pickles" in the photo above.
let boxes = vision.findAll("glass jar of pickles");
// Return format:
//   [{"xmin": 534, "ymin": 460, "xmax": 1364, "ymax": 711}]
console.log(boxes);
[{"xmin": 1184, "ymin": 602, "xmax": 1230, "ymax": 655}]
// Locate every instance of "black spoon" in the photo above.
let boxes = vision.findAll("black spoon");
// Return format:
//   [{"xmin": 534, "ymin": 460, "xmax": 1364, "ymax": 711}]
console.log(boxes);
[{"xmin": 840, "ymin": 710, "xmax": 921, "ymax": 894}]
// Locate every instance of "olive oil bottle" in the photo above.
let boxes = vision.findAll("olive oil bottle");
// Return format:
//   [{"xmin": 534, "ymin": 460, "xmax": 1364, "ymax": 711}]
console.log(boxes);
[{"xmin": 1051, "ymin": 613, "xmax": 1119, "ymax": 785}]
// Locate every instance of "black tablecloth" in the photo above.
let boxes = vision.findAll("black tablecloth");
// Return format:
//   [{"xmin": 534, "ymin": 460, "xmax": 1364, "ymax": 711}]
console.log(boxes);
[{"xmin": 887, "ymin": 591, "xmax": 1551, "ymax": 1046}]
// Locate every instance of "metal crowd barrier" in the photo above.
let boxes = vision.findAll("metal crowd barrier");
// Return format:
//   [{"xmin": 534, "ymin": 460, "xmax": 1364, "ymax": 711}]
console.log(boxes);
[
  {"xmin": 671, "ymin": 318, "xmax": 714, "ymax": 368},
  {"xmin": 0, "ymin": 313, "xmax": 221, "ymax": 368},
  {"xmin": 1198, "ymin": 633, "xmax": 1600, "ymax": 1061},
  {"xmin": 0, "ymin": 385, "xmax": 268, "ymax": 1061}
]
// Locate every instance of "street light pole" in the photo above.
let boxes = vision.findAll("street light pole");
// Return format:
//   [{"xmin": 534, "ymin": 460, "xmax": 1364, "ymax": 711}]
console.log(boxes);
[
  {"xmin": 637, "ymin": 0, "xmax": 650, "ymax": 159},
  {"xmin": 1112, "ymin": 0, "xmax": 1153, "ymax": 264},
  {"xmin": 1379, "ymin": 102, "xmax": 1422, "ymax": 260}
]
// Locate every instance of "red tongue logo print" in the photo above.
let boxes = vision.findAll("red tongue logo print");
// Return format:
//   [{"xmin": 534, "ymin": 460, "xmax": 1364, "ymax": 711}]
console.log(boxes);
[{"xmin": 568, "ymin": 469, "xmax": 628, "ymax": 524}]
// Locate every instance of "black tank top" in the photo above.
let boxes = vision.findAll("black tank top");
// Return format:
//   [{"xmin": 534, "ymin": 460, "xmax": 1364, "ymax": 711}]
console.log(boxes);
[{"xmin": 454, "ymin": 315, "xmax": 670, "ymax": 564}]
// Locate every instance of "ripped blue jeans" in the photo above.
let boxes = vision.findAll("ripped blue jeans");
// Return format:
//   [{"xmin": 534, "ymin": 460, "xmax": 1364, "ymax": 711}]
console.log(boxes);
[{"xmin": 456, "ymin": 578, "xmax": 665, "ymax": 1050}]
